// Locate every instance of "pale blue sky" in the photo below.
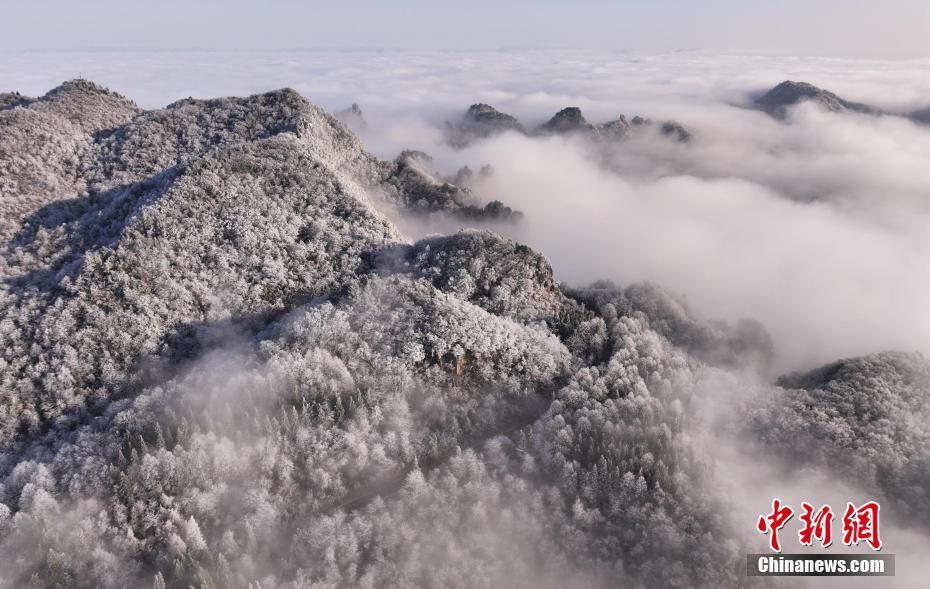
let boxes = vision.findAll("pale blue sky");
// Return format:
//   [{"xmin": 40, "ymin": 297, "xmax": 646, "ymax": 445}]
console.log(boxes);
[{"xmin": 1, "ymin": 0, "xmax": 928, "ymax": 58}]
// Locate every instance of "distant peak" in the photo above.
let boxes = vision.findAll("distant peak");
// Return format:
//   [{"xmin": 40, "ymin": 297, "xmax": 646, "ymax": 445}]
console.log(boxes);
[
  {"xmin": 445, "ymin": 103, "xmax": 524, "ymax": 147},
  {"xmin": 773, "ymin": 80, "xmax": 821, "ymax": 93},
  {"xmin": 754, "ymin": 80, "xmax": 879, "ymax": 118},
  {"xmin": 0, "ymin": 91, "xmax": 31, "ymax": 110},
  {"xmin": 660, "ymin": 120, "xmax": 691, "ymax": 143},
  {"xmin": 909, "ymin": 105, "xmax": 930, "ymax": 124},
  {"xmin": 467, "ymin": 103, "xmax": 499, "ymax": 115},
  {"xmin": 537, "ymin": 106, "xmax": 592, "ymax": 134},
  {"xmin": 550, "ymin": 106, "xmax": 586, "ymax": 124},
  {"xmin": 762, "ymin": 80, "xmax": 835, "ymax": 103},
  {"xmin": 463, "ymin": 103, "xmax": 521, "ymax": 125},
  {"xmin": 335, "ymin": 102, "xmax": 367, "ymax": 130}
]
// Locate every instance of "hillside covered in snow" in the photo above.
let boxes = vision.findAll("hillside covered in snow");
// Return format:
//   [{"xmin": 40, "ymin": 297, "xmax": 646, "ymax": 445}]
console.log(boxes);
[{"xmin": 0, "ymin": 80, "xmax": 928, "ymax": 589}]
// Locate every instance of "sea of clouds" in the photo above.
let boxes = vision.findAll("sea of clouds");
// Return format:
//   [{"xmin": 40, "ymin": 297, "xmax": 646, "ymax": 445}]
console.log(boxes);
[{"xmin": 3, "ymin": 49, "xmax": 929, "ymax": 372}]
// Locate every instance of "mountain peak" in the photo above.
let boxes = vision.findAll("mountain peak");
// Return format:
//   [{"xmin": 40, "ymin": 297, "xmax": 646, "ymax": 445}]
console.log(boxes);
[
  {"xmin": 537, "ymin": 106, "xmax": 594, "ymax": 134},
  {"xmin": 466, "ymin": 103, "xmax": 501, "ymax": 116},
  {"xmin": 908, "ymin": 105, "xmax": 930, "ymax": 124},
  {"xmin": 335, "ymin": 102, "xmax": 367, "ymax": 131},
  {"xmin": 445, "ymin": 103, "xmax": 524, "ymax": 147},
  {"xmin": 464, "ymin": 103, "xmax": 520, "ymax": 126},
  {"xmin": 31, "ymin": 78, "xmax": 141, "ymax": 132},
  {"xmin": 44, "ymin": 78, "xmax": 129, "ymax": 100},
  {"xmin": 754, "ymin": 80, "xmax": 878, "ymax": 118}
]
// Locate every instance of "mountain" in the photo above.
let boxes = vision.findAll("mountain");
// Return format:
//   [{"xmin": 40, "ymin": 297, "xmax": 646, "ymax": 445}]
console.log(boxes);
[
  {"xmin": 445, "ymin": 103, "xmax": 526, "ymax": 147},
  {"xmin": 0, "ymin": 92, "xmax": 30, "ymax": 110},
  {"xmin": 535, "ymin": 107, "xmax": 691, "ymax": 143},
  {"xmin": 0, "ymin": 80, "xmax": 731, "ymax": 588},
  {"xmin": 754, "ymin": 80, "xmax": 882, "ymax": 118},
  {"xmin": 909, "ymin": 105, "xmax": 930, "ymax": 124},
  {"xmin": 444, "ymin": 103, "xmax": 691, "ymax": 147},
  {"xmin": 0, "ymin": 80, "xmax": 530, "ymax": 450},
  {"xmin": 754, "ymin": 351, "xmax": 930, "ymax": 522},
  {"xmin": 1, "ymin": 80, "xmax": 926, "ymax": 589},
  {"xmin": 536, "ymin": 106, "xmax": 595, "ymax": 135},
  {"xmin": 334, "ymin": 102, "xmax": 367, "ymax": 131},
  {"xmin": 754, "ymin": 80, "xmax": 930, "ymax": 127}
]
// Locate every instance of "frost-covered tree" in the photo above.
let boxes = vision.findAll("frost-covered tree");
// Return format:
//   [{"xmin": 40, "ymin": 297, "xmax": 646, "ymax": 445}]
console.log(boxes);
[{"xmin": 750, "ymin": 351, "xmax": 930, "ymax": 522}]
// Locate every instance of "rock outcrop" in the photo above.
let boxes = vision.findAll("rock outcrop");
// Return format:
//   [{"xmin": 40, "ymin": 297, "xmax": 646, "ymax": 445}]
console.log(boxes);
[{"xmin": 444, "ymin": 103, "xmax": 525, "ymax": 147}]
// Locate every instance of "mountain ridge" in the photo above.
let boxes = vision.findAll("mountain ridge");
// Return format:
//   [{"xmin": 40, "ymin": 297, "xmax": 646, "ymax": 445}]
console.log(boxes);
[
  {"xmin": 444, "ymin": 102, "xmax": 692, "ymax": 147},
  {"xmin": 753, "ymin": 79, "xmax": 930, "ymax": 124},
  {"xmin": 1, "ymin": 80, "xmax": 927, "ymax": 589}
]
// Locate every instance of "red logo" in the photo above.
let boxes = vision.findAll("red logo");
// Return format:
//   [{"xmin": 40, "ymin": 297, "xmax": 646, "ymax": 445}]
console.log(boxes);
[
  {"xmin": 842, "ymin": 501, "xmax": 882, "ymax": 550},
  {"xmin": 757, "ymin": 499, "xmax": 882, "ymax": 552},
  {"xmin": 757, "ymin": 498, "xmax": 794, "ymax": 552},
  {"xmin": 798, "ymin": 502, "xmax": 834, "ymax": 548}
]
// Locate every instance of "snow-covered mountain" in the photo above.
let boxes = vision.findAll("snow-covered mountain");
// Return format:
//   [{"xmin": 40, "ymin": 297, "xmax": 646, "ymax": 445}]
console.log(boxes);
[{"xmin": 0, "ymin": 80, "xmax": 927, "ymax": 589}]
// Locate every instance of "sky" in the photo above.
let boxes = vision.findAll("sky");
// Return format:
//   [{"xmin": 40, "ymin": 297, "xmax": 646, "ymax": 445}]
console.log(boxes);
[{"xmin": 1, "ymin": 0, "xmax": 929, "ymax": 58}]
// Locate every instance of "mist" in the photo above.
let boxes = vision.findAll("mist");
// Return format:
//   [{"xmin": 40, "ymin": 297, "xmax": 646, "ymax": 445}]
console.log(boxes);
[
  {"xmin": 358, "ymin": 107, "xmax": 930, "ymax": 370},
  {"xmin": 453, "ymin": 119, "xmax": 930, "ymax": 371}
]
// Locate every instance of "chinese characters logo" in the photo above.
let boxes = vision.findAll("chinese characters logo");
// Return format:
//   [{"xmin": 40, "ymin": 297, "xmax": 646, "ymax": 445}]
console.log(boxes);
[{"xmin": 757, "ymin": 499, "xmax": 882, "ymax": 552}]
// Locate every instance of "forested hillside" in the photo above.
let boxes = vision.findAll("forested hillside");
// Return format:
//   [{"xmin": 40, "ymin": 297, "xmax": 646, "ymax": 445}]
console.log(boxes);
[{"xmin": 1, "ymin": 81, "xmax": 927, "ymax": 589}]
